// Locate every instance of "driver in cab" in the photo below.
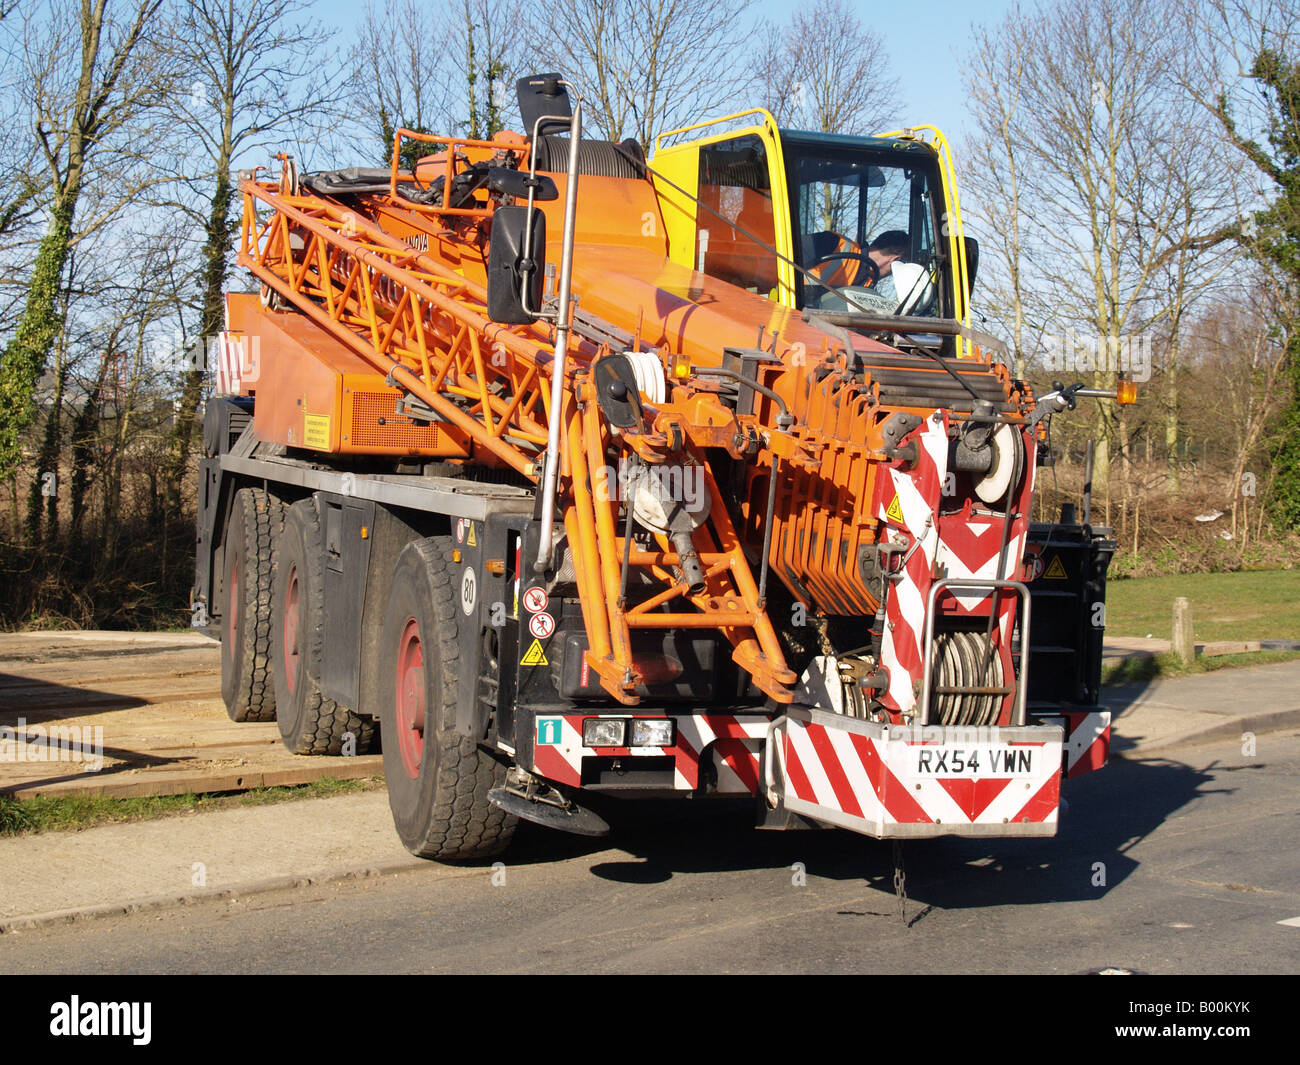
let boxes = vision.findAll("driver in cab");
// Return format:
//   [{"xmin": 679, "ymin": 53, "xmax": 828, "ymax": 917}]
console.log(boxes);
[
  {"xmin": 805, "ymin": 228, "xmax": 933, "ymax": 315},
  {"xmin": 860, "ymin": 230, "xmax": 909, "ymax": 300}
]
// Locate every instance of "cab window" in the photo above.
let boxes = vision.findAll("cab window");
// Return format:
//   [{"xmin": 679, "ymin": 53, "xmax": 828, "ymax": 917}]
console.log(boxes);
[
  {"xmin": 695, "ymin": 134, "xmax": 779, "ymax": 295},
  {"xmin": 786, "ymin": 141, "xmax": 943, "ymax": 317}
]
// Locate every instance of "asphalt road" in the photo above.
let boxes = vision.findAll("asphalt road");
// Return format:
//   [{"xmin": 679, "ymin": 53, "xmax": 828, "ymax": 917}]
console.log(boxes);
[{"xmin": 2, "ymin": 730, "xmax": 1298, "ymax": 974}]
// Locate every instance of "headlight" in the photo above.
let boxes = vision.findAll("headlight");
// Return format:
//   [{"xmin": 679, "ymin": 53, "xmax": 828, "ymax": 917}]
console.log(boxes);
[
  {"xmin": 582, "ymin": 718, "xmax": 627, "ymax": 747},
  {"xmin": 630, "ymin": 719, "xmax": 674, "ymax": 747}
]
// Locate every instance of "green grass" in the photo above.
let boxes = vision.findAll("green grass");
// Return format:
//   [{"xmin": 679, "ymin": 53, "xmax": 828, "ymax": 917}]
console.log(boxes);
[
  {"xmin": 0, "ymin": 775, "xmax": 383, "ymax": 838},
  {"xmin": 1106, "ymin": 569, "xmax": 1300, "ymax": 643}
]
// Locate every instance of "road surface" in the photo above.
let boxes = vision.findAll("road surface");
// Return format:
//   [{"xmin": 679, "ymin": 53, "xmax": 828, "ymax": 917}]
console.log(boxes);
[{"xmin": 2, "ymin": 730, "xmax": 1297, "ymax": 974}]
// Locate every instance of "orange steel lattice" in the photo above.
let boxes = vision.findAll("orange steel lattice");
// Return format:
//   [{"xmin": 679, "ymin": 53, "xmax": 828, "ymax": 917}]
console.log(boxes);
[{"xmin": 237, "ymin": 171, "xmax": 797, "ymax": 705}]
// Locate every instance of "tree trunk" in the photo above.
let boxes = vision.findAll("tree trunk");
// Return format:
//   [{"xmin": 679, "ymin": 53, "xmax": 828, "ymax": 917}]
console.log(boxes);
[
  {"xmin": 27, "ymin": 362, "xmax": 67, "ymax": 543},
  {"xmin": 162, "ymin": 164, "xmax": 232, "ymax": 522},
  {"xmin": 69, "ymin": 353, "xmax": 110, "ymax": 546},
  {"xmin": 0, "ymin": 192, "xmax": 78, "ymax": 483},
  {"xmin": 1164, "ymin": 333, "xmax": 1180, "ymax": 490}
]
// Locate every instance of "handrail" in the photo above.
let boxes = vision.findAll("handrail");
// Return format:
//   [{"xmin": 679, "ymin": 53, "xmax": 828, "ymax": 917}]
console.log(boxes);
[{"xmin": 654, "ymin": 108, "xmax": 779, "ymax": 154}]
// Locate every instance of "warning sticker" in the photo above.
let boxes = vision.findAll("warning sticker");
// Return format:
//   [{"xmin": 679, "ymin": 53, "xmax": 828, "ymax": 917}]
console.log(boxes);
[
  {"xmin": 521, "ymin": 639, "xmax": 548, "ymax": 666},
  {"xmin": 528, "ymin": 611, "xmax": 555, "ymax": 639},
  {"xmin": 1044, "ymin": 555, "xmax": 1068, "ymax": 580},
  {"xmin": 522, "ymin": 586, "xmax": 548, "ymax": 614},
  {"xmin": 885, "ymin": 494, "xmax": 906, "ymax": 525},
  {"xmin": 303, "ymin": 414, "xmax": 330, "ymax": 450},
  {"xmin": 466, "ymin": 522, "xmax": 477, "ymax": 546}
]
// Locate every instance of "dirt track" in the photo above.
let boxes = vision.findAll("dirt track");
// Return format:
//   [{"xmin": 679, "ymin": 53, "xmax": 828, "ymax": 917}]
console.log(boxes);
[{"xmin": 0, "ymin": 631, "xmax": 381, "ymax": 799}]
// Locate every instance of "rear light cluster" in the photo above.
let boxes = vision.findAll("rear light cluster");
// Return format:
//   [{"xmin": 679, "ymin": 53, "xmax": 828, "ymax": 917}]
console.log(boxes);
[{"xmin": 581, "ymin": 718, "xmax": 675, "ymax": 748}]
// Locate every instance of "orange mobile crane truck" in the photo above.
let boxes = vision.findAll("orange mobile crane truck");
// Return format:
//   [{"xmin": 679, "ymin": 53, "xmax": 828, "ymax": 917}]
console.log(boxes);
[{"xmin": 194, "ymin": 76, "xmax": 1130, "ymax": 860}]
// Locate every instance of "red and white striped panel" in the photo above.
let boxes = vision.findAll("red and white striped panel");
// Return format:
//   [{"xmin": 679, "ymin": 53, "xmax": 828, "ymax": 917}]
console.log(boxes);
[
  {"xmin": 927, "ymin": 429, "xmax": 1038, "ymax": 723},
  {"xmin": 777, "ymin": 710, "xmax": 1063, "ymax": 838},
  {"xmin": 528, "ymin": 713, "xmax": 771, "ymax": 793},
  {"xmin": 1063, "ymin": 711, "xmax": 1110, "ymax": 778},
  {"xmin": 934, "ymin": 521, "xmax": 1026, "ymax": 614},
  {"xmin": 873, "ymin": 414, "xmax": 949, "ymax": 717},
  {"xmin": 932, "ymin": 431, "xmax": 1039, "ymax": 613}
]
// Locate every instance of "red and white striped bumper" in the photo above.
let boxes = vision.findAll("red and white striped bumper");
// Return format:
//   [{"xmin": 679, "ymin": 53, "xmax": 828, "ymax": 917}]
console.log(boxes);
[
  {"xmin": 521, "ymin": 707, "xmax": 1106, "ymax": 839},
  {"xmin": 768, "ymin": 708, "xmax": 1065, "ymax": 838},
  {"xmin": 1060, "ymin": 711, "xmax": 1111, "ymax": 778},
  {"xmin": 527, "ymin": 713, "xmax": 770, "ymax": 794}
]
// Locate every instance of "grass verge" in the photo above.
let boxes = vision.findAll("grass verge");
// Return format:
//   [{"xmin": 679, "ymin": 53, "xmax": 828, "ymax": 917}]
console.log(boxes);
[
  {"xmin": 0, "ymin": 775, "xmax": 384, "ymax": 838},
  {"xmin": 1106, "ymin": 569, "xmax": 1300, "ymax": 643},
  {"xmin": 1101, "ymin": 649, "xmax": 1300, "ymax": 687}
]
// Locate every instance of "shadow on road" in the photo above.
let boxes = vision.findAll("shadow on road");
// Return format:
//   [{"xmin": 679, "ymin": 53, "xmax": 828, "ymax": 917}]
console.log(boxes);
[{"xmin": 500, "ymin": 752, "xmax": 1242, "ymax": 913}]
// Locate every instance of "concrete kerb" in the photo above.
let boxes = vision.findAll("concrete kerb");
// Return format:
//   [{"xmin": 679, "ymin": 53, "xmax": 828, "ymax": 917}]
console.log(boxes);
[
  {"xmin": 1109, "ymin": 705, "xmax": 1300, "ymax": 760},
  {"xmin": 0, "ymin": 856, "xmax": 483, "ymax": 935}
]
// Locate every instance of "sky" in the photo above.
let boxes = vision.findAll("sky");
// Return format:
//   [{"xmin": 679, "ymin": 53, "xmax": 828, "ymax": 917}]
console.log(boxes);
[
  {"xmin": 312, "ymin": 0, "xmax": 1015, "ymax": 145},
  {"xmin": 754, "ymin": 0, "xmax": 1007, "ymax": 138}
]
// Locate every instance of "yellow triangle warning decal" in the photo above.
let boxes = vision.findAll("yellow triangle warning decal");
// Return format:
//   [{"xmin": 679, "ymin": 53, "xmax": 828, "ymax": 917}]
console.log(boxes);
[
  {"xmin": 467, "ymin": 522, "xmax": 477, "ymax": 546},
  {"xmin": 521, "ymin": 638, "xmax": 548, "ymax": 666},
  {"xmin": 885, "ymin": 494, "xmax": 905, "ymax": 525},
  {"xmin": 1044, "ymin": 555, "xmax": 1068, "ymax": 580}
]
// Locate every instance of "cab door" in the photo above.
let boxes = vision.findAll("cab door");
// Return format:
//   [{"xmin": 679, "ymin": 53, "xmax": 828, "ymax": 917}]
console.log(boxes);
[{"xmin": 650, "ymin": 110, "xmax": 797, "ymax": 306}]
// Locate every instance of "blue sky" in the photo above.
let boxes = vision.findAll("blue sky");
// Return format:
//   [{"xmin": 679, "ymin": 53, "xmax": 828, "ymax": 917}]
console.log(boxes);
[
  {"xmin": 754, "ymin": 0, "xmax": 1006, "ymax": 138},
  {"xmin": 312, "ymin": 0, "xmax": 1014, "ymax": 144}
]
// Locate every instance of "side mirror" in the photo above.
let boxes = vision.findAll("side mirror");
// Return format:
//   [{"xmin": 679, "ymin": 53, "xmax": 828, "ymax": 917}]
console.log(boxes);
[
  {"xmin": 516, "ymin": 73, "xmax": 572, "ymax": 134},
  {"xmin": 487, "ymin": 206, "xmax": 546, "ymax": 324},
  {"xmin": 963, "ymin": 236, "xmax": 980, "ymax": 296}
]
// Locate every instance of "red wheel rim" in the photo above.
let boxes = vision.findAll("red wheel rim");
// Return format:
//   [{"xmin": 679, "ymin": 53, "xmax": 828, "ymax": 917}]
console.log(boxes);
[
  {"xmin": 395, "ymin": 618, "xmax": 425, "ymax": 780},
  {"xmin": 282, "ymin": 564, "xmax": 300, "ymax": 694},
  {"xmin": 228, "ymin": 555, "xmax": 239, "ymax": 646}
]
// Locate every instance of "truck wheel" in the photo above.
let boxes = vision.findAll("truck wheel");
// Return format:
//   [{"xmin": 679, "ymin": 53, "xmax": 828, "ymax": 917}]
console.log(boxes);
[
  {"xmin": 221, "ymin": 487, "xmax": 285, "ymax": 723},
  {"xmin": 379, "ymin": 536, "xmax": 516, "ymax": 861},
  {"xmin": 272, "ymin": 498, "xmax": 376, "ymax": 755}
]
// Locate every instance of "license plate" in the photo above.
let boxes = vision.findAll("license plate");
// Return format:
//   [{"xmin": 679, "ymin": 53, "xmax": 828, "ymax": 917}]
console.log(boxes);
[{"xmin": 904, "ymin": 744, "xmax": 1041, "ymax": 777}]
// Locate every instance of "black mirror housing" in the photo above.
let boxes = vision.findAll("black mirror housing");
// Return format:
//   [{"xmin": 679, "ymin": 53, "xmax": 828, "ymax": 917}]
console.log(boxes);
[
  {"xmin": 485, "ymin": 167, "xmax": 558, "ymax": 202},
  {"xmin": 487, "ymin": 206, "xmax": 546, "ymax": 324},
  {"xmin": 963, "ymin": 236, "xmax": 980, "ymax": 295}
]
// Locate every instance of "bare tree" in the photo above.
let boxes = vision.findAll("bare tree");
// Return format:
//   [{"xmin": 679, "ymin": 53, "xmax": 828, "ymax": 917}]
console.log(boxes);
[
  {"xmin": 962, "ymin": 0, "xmax": 1242, "ymax": 517},
  {"xmin": 0, "ymin": 5, "xmax": 48, "ymax": 255},
  {"xmin": 524, "ymin": 0, "xmax": 756, "ymax": 145},
  {"xmin": 0, "ymin": 0, "xmax": 166, "ymax": 488},
  {"xmin": 158, "ymin": 0, "xmax": 343, "ymax": 522},
  {"xmin": 757, "ymin": 0, "xmax": 897, "ymax": 134},
  {"xmin": 1192, "ymin": 288, "xmax": 1290, "ymax": 518},
  {"xmin": 349, "ymin": 0, "xmax": 458, "ymax": 161},
  {"xmin": 348, "ymin": 0, "xmax": 515, "ymax": 160},
  {"xmin": 462, "ymin": 0, "xmax": 511, "ymax": 139},
  {"xmin": 961, "ymin": 9, "xmax": 1035, "ymax": 378},
  {"xmin": 1182, "ymin": 0, "xmax": 1300, "ymax": 528}
]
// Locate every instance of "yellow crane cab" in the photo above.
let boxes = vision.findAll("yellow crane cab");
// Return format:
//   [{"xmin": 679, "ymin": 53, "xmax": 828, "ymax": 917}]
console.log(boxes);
[{"xmin": 650, "ymin": 112, "xmax": 979, "ymax": 356}]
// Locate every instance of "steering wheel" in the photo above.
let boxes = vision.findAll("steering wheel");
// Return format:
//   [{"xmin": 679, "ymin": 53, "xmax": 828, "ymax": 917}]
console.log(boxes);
[{"xmin": 808, "ymin": 252, "xmax": 878, "ymax": 288}]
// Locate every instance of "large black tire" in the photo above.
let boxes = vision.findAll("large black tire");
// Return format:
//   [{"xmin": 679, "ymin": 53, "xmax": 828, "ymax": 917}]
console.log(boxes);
[
  {"xmin": 221, "ymin": 487, "xmax": 285, "ymax": 722},
  {"xmin": 379, "ymin": 536, "xmax": 516, "ymax": 861},
  {"xmin": 272, "ymin": 498, "xmax": 375, "ymax": 755}
]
